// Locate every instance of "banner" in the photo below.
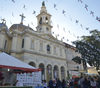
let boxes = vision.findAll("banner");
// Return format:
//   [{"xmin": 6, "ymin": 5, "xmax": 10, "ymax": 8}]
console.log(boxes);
[{"xmin": 16, "ymin": 71, "xmax": 41, "ymax": 87}]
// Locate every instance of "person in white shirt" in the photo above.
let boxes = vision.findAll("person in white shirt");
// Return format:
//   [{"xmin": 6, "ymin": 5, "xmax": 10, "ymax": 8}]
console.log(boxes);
[{"xmin": 90, "ymin": 78, "xmax": 96, "ymax": 88}]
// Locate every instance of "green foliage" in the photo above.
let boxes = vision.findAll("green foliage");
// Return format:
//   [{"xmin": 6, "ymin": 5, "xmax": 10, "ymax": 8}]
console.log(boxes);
[
  {"xmin": 72, "ymin": 56, "xmax": 82, "ymax": 64},
  {"xmin": 73, "ymin": 29, "xmax": 100, "ymax": 70}
]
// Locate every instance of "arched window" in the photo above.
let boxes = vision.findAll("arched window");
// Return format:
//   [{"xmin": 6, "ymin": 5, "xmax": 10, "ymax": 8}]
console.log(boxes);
[
  {"xmin": 47, "ymin": 44, "xmax": 50, "ymax": 54},
  {"xmin": 31, "ymin": 40, "xmax": 34, "ymax": 49},
  {"xmin": 39, "ymin": 28, "xmax": 42, "ymax": 32},
  {"xmin": 53, "ymin": 46, "xmax": 56, "ymax": 54},
  {"xmin": 46, "ymin": 27, "xmax": 49, "ymax": 31},
  {"xmin": 29, "ymin": 62, "xmax": 36, "ymax": 67},
  {"xmin": 39, "ymin": 17, "xmax": 42, "ymax": 24},
  {"xmin": 40, "ymin": 42, "xmax": 43, "ymax": 51},
  {"xmin": 22, "ymin": 39, "xmax": 24, "ymax": 48},
  {"xmin": 45, "ymin": 17, "xmax": 48, "ymax": 24}
]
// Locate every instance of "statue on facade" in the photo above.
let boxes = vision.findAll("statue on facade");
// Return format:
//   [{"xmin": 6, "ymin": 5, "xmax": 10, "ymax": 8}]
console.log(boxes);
[{"xmin": 42, "ymin": 1, "xmax": 45, "ymax": 6}]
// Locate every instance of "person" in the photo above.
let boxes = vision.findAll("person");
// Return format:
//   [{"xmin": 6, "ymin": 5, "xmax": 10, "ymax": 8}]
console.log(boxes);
[
  {"xmin": 74, "ymin": 78, "xmax": 78, "ymax": 88},
  {"xmin": 90, "ymin": 78, "xmax": 96, "ymax": 88},
  {"xmin": 13, "ymin": 80, "xmax": 18, "ymax": 86},
  {"xmin": 43, "ymin": 80, "xmax": 47, "ymax": 88},
  {"xmin": 62, "ymin": 79, "xmax": 66, "ymax": 88},
  {"xmin": 69, "ymin": 79, "xmax": 74, "ymax": 88},
  {"xmin": 0, "ymin": 72, "xmax": 4, "ymax": 86},
  {"xmin": 96, "ymin": 76, "xmax": 100, "ymax": 88},
  {"xmin": 56, "ymin": 78, "xmax": 62, "ymax": 88},
  {"xmin": 53, "ymin": 79, "xmax": 56, "ymax": 88},
  {"xmin": 48, "ymin": 79, "xmax": 53, "ymax": 88},
  {"xmin": 83, "ymin": 77, "xmax": 90, "ymax": 88}
]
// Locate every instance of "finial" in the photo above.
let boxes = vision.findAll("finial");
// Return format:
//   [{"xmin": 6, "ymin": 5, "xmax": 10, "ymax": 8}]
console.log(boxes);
[
  {"xmin": 42, "ymin": 1, "xmax": 45, "ymax": 6},
  {"xmin": 20, "ymin": 13, "xmax": 25, "ymax": 24}
]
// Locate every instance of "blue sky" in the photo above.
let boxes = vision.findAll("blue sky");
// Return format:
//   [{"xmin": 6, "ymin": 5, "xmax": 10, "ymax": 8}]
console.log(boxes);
[{"xmin": 0, "ymin": 0, "xmax": 100, "ymax": 45}]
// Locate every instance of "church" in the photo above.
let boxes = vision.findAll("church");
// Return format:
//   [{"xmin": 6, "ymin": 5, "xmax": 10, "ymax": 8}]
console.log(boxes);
[{"xmin": 0, "ymin": 1, "xmax": 83, "ymax": 81}]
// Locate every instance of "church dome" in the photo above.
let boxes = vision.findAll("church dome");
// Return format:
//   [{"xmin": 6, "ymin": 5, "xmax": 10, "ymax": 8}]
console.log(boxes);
[
  {"xmin": 0, "ymin": 23, "xmax": 8, "ymax": 31},
  {"xmin": 9, "ymin": 24, "xmax": 33, "ymax": 32}
]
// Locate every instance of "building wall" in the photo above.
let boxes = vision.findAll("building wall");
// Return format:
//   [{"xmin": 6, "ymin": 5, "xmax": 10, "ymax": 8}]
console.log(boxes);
[{"xmin": 65, "ymin": 47, "xmax": 83, "ymax": 77}]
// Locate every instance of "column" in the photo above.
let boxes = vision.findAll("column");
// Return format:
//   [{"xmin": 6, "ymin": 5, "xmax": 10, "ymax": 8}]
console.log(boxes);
[
  {"xmin": 58, "ymin": 67, "xmax": 61, "ymax": 80},
  {"xmin": 44, "ymin": 66, "xmax": 47, "ymax": 80},
  {"xmin": 11, "ymin": 34, "xmax": 18, "ymax": 51},
  {"xmin": 65, "ymin": 65, "xmax": 68, "ymax": 79},
  {"xmin": 24, "ymin": 35, "xmax": 30, "ymax": 50},
  {"xmin": 52, "ymin": 66, "xmax": 54, "ymax": 80}
]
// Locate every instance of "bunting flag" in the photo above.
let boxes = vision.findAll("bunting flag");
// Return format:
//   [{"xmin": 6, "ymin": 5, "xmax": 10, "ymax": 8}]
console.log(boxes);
[
  {"xmin": 23, "ymin": 5, "xmax": 26, "ymax": 9},
  {"xmin": 80, "ymin": 24, "xmax": 83, "ymax": 28},
  {"xmin": 68, "ymin": 30, "xmax": 70, "ymax": 33},
  {"xmin": 12, "ymin": 12, "xmax": 14, "ymax": 17},
  {"xmin": 77, "ymin": 36, "xmax": 79, "ymax": 39},
  {"xmin": 76, "ymin": 20, "xmax": 79, "ymax": 23},
  {"xmin": 32, "ymin": 10, "xmax": 36, "ymax": 14},
  {"xmin": 90, "ymin": 11, "xmax": 94, "ymax": 17},
  {"xmin": 57, "ymin": 24, "xmax": 59, "ymax": 29},
  {"xmin": 63, "ymin": 27, "xmax": 65, "ymax": 32},
  {"xmin": 80, "ymin": 0, "xmax": 83, "ymax": 3},
  {"xmin": 52, "ymin": 32, "xmax": 54, "ymax": 34},
  {"xmin": 1, "ymin": 18, "xmax": 6, "ymax": 24},
  {"xmin": 31, "ymin": 22, "xmax": 34, "ymax": 26},
  {"xmin": 85, "ymin": 4, "xmax": 88, "ymax": 11},
  {"xmin": 86, "ymin": 27, "xmax": 89, "ymax": 30},
  {"xmin": 77, "ymin": 0, "xmax": 100, "ymax": 23},
  {"xmin": 54, "ymin": 4, "xmax": 57, "ymax": 10},
  {"xmin": 67, "ymin": 39, "xmax": 69, "ymax": 41},
  {"xmin": 96, "ymin": 16, "xmax": 100, "ymax": 22},
  {"xmin": 11, "ymin": 0, "xmax": 15, "ymax": 3},
  {"xmin": 62, "ymin": 10, "xmax": 66, "ymax": 16},
  {"xmin": 10, "ymin": 21, "xmax": 12, "ymax": 25}
]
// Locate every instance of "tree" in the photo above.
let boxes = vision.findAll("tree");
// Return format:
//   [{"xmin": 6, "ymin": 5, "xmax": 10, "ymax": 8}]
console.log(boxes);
[{"xmin": 72, "ymin": 29, "xmax": 100, "ymax": 71}]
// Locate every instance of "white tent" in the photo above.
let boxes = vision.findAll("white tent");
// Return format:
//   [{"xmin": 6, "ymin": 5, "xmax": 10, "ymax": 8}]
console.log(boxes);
[
  {"xmin": 87, "ymin": 67, "xmax": 98, "ymax": 75},
  {"xmin": 0, "ymin": 52, "xmax": 40, "ymax": 72}
]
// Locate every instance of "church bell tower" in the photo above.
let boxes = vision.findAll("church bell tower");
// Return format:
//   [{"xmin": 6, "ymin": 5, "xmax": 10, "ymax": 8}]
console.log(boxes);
[{"xmin": 36, "ymin": 1, "xmax": 52, "ymax": 34}]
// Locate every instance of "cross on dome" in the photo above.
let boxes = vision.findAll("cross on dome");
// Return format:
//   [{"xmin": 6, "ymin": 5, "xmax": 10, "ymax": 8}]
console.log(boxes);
[{"xmin": 20, "ymin": 13, "xmax": 25, "ymax": 24}]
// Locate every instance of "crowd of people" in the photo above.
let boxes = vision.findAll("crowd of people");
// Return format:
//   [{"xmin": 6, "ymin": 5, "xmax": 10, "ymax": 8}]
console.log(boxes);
[
  {"xmin": 41, "ymin": 75, "xmax": 100, "ymax": 88},
  {"xmin": 68, "ymin": 75, "xmax": 100, "ymax": 88}
]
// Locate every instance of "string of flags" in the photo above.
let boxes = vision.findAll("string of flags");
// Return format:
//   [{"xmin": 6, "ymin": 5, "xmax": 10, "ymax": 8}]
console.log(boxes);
[
  {"xmin": 52, "ymin": 2, "xmax": 91, "ymax": 42},
  {"xmin": 11, "ymin": 0, "xmax": 15, "ymax": 3},
  {"xmin": 77, "ymin": 0, "xmax": 100, "ymax": 23},
  {"xmin": 1, "ymin": 0, "xmax": 99, "ymax": 44},
  {"xmin": 52, "ymin": 2, "xmax": 91, "ymax": 33},
  {"xmin": 9, "ymin": 0, "xmax": 89, "ymax": 42}
]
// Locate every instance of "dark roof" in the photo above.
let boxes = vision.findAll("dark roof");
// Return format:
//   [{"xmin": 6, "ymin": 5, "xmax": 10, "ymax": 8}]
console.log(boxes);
[{"xmin": 9, "ymin": 24, "xmax": 34, "ymax": 32}]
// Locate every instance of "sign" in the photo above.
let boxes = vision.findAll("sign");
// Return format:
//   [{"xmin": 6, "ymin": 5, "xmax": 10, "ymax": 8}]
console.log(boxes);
[{"xmin": 16, "ymin": 71, "xmax": 41, "ymax": 87}]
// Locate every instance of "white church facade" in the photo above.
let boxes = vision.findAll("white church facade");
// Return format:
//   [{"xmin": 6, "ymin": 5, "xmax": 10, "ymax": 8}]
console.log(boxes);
[{"xmin": 0, "ymin": 2, "xmax": 83, "ymax": 81}]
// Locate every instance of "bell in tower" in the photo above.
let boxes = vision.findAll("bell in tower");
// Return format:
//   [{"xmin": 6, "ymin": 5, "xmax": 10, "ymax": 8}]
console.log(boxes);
[{"xmin": 36, "ymin": 1, "xmax": 52, "ymax": 34}]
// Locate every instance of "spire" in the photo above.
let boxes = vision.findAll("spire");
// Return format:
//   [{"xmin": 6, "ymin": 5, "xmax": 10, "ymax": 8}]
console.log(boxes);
[
  {"xmin": 42, "ymin": 1, "xmax": 45, "ymax": 6},
  {"xmin": 20, "ymin": 13, "xmax": 25, "ymax": 24},
  {"xmin": 40, "ymin": 1, "xmax": 47, "ymax": 13}
]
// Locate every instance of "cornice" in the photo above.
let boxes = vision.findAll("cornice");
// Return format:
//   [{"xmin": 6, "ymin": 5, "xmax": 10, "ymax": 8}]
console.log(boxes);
[{"xmin": 10, "ymin": 49, "xmax": 66, "ymax": 61}]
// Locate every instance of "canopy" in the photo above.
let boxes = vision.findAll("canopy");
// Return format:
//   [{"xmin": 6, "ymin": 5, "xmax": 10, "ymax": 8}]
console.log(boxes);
[
  {"xmin": 0, "ymin": 52, "xmax": 41, "ymax": 72},
  {"xmin": 87, "ymin": 67, "xmax": 98, "ymax": 75}
]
